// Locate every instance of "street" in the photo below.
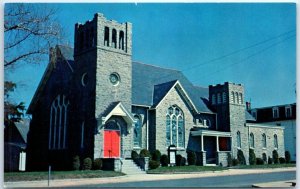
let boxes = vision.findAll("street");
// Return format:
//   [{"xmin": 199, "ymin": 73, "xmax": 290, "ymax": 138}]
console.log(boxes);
[{"xmin": 83, "ymin": 170, "xmax": 295, "ymax": 188}]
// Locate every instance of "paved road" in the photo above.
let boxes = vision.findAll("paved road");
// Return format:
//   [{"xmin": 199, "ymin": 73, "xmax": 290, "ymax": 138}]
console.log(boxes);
[{"xmin": 83, "ymin": 170, "xmax": 296, "ymax": 188}]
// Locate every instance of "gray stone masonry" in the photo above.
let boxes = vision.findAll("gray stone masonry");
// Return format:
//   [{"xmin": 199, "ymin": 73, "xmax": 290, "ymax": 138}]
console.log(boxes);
[{"xmin": 217, "ymin": 151, "xmax": 230, "ymax": 167}]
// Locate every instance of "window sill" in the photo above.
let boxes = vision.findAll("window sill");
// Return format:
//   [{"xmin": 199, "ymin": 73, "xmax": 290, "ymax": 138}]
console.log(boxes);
[
  {"xmin": 262, "ymin": 147, "xmax": 267, "ymax": 150},
  {"xmin": 193, "ymin": 125, "xmax": 209, "ymax": 128},
  {"xmin": 133, "ymin": 147, "xmax": 142, "ymax": 150},
  {"xmin": 250, "ymin": 147, "xmax": 255, "ymax": 150}
]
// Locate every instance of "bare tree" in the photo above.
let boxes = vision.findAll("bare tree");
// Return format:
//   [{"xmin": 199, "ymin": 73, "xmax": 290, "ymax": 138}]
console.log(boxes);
[{"xmin": 4, "ymin": 3, "xmax": 64, "ymax": 68}]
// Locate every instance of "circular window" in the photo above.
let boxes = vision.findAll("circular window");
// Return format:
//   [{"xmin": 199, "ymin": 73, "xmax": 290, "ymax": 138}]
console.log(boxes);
[
  {"xmin": 109, "ymin": 73, "xmax": 120, "ymax": 86},
  {"xmin": 81, "ymin": 73, "xmax": 88, "ymax": 86}
]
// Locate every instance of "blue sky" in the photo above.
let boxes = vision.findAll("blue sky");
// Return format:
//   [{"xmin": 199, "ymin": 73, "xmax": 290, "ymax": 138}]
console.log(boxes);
[{"xmin": 5, "ymin": 3, "xmax": 296, "ymax": 110}]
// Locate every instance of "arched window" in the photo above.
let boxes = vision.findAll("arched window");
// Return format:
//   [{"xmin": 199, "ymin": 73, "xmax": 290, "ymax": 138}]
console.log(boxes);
[
  {"xmin": 235, "ymin": 92, "xmax": 239, "ymax": 104},
  {"xmin": 112, "ymin": 29, "xmax": 117, "ymax": 48},
  {"xmin": 274, "ymin": 134, "xmax": 278, "ymax": 148},
  {"xmin": 231, "ymin": 92, "xmax": 235, "ymax": 103},
  {"xmin": 166, "ymin": 105, "xmax": 184, "ymax": 148},
  {"xmin": 104, "ymin": 26, "xmax": 109, "ymax": 46},
  {"xmin": 217, "ymin": 93, "xmax": 222, "ymax": 104},
  {"xmin": 133, "ymin": 115, "xmax": 142, "ymax": 148},
  {"xmin": 262, "ymin": 133, "xmax": 267, "ymax": 148},
  {"xmin": 250, "ymin": 133, "xmax": 255, "ymax": 148},
  {"xmin": 79, "ymin": 32, "xmax": 84, "ymax": 50},
  {"xmin": 239, "ymin": 93, "xmax": 243, "ymax": 104},
  {"xmin": 49, "ymin": 95, "xmax": 70, "ymax": 149},
  {"xmin": 119, "ymin": 31, "xmax": 124, "ymax": 50},
  {"xmin": 211, "ymin": 94, "xmax": 216, "ymax": 105},
  {"xmin": 222, "ymin": 92, "xmax": 227, "ymax": 103},
  {"xmin": 237, "ymin": 131, "xmax": 241, "ymax": 148}
]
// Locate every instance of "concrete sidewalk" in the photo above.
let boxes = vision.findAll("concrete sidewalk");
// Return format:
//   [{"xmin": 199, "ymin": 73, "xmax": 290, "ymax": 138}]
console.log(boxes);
[
  {"xmin": 252, "ymin": 180, "xmax": 296, "ymax": 188},
  {"xmin": 4, "ymin": 167, "xmax": 296, "ymax": 188}
]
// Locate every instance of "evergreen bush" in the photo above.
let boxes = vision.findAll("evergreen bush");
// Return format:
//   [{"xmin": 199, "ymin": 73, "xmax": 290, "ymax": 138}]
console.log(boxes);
[
  {"xmin": 249, "ymin": 149, "xmax": 256, "ymax": 165},
  {"xmin": 272, "ymin": 150, "xmax": 279, "ymax": 164},
  {"xmin": 256, "ymin": 158, "xmax": 264, "ymax": 165},
  {"xmin": 140, "ymin": 149, "xmax": 151, "ymax": 159},
  {"xmin": 181, "ymin": 157, "xmax": 186, "ymax": 166},
  {"xmin": 285, "ymin": 151, "xmax": 291, "ymax": 164},
  {"xmin": 93, "ymin": 158, "xmax": 102, "ymax": 170},
  {"xmin": 72, "ymin": 155, "xmax": 80, "ymax": 170},
  {"xmin": 237, "ymin": 150, "xmax": 246, "ymax": 165},
  {"xmin": 83, "ymin": 157, "xmax": 92, "ymax": 170},
  {"xmin": 279, "ymin": 157, "xmax": 286, "ymax": 164},
  {"xmin": 232, "ymin": 158, "xmax": 239, "ymax": 166},
  {"xmin": 262, "ymin": 153, "xmax": 267, "ymax": 164},
  {"xmin": 268, "ymin": 157, "xmax": 273, "ymax": 164},
  {"xmin": 187, "ymin": 151, "xmax": 196, "ymax": 165},
  {"xmin": 149, "ymin": 160, "xmax": 160, "ymax": 169},
  {"xmin": 131, "ymin": 150, "xmax": 139, "ymax": 160},
  {"xmin": 151, "ymin": 150, "xmax": 161, "ymax": 162},
  {"xmin": 176, "ymin": 154, "xmax": 183, "ymax": 166},
  {"xmin": 160, "ymin": 154, "xmax": 169, "ymax": 167}
]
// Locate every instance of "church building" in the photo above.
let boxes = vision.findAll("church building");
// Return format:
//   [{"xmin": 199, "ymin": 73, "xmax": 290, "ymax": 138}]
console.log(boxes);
[{"xmin": 26, "ymin": 13, "xmax": 285, "ymax": 171}]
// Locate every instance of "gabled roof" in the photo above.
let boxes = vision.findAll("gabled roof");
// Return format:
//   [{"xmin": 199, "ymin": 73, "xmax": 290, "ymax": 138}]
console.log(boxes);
[
  {"xmin": 27, "ymin": 45, "xmax": 74, "ymax": 114},
  {"xmin": 245, "ymin": 111, "xmax": 256, "ymax": 121},
  {"xmin": 14, "ymin": 119, "xmax": 30, "ymax": 143},
  {"xmin": 132, "ymin": 62, "xmax": 213, "ymax": 113},
  {"xmin": 152, "ymin": 80, "xmax": 178, "ymax": 107}
]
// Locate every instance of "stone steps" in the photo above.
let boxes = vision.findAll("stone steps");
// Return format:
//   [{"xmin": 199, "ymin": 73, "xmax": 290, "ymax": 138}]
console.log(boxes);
[{"xmin": 121, "ymin": 159, "xmax": 146, "ymax": 175}]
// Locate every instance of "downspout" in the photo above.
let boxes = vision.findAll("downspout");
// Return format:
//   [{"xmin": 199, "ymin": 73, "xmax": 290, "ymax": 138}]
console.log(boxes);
[{"xmin": 146, "ymin": 108, "xmax": 149, "ymax": 150}]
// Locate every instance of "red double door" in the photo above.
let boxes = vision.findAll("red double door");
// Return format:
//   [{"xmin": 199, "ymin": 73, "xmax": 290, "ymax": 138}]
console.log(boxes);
[{"xmin": 104, "ymin": 130, "xmax": 120, "ymax": 158}]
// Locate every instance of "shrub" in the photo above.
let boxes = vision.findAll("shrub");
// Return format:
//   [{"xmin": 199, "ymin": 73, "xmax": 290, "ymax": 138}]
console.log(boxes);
[
  {"xmin": 227, "ymin": 153, "xmax": 232, "ymax": 167},
  {"xmin": 151, "ymin": 150, "xmax": 161, "ymax": 162},
  {"xmin": 237, "ymin": 150, "xmax": 246, "ymax": 165},
  {"xmin": 93, "ymin": 158, "xmax": 102, "ymax": 170},
  {"xmin": 232, "ymin": 158, "xmax": 239, "ymax": 166},
  {"xmin": 249, "ymin": 149, "xmax": 256, "ymax": 165},
  {"xmin": 83, "ymin": 157, "xmax": 92, "ymax": 170},
  {"xmin": 262, "ymin": 153, "xmax": 267, "ymax": 164},
  {"xmin": 181, "ymin": 157, "xmax": 186, "ymax": 166},
  {"xmin": 131, "ymin": 151, "xmax": 139, "ymax": 160},
  {"xmin": 160, "ymin": 154, "xmax": 169, "ymax": 167},
  {"xmin": 272, "ymin": 150, "xmax": 279, "ymax": 164},
  {"xmin": 187, "ymin": 151, "xmax": 196, "ymax": 165},
  {"xmin": 285, "ymin": 151, "xmax": 291, "ymax": 164},
  {"xmin": 256, "ymin": 158, "xmax": 264, "ymax": 165},
  {"xmin": 140, "ymin": 149, "xmax": 151, "ymax": 159},
  {"xmin": 279, "ymin": 157, "xmax": 286, "ymax": 164},
  {"xmin": 268, "ymin": 157, "xmax": 273, "ymax": 164},
  {"xmin": 176, "ymin": 154, "xmax": 183, "ymax": 166},
  {"xmin": 149, "ymin": 160, "xmax": 160, "ymax": 169},
  {"xmin": 72, "ymin": 155, "xmax": 80, "ymax": 170}
]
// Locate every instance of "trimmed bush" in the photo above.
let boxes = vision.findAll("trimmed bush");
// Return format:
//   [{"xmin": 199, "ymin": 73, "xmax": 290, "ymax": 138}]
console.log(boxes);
[
  {"xmin": 131, "ymin": 151, "xmax": 139, "ymax": 160},
  {"xmin": 272, "ymin": 150, "xmax": 279, "ymax": 164},
  {"xmin": 237, "ymin": 150, "xmax": 246, "ymax": 165},
  {"xmin": 256, "ymin": 158, "xmax": 264, "ymax": 165},
  {"xmin": 232, "ymin": 158, "xmax": 239, "ymax": 166},
  {"xmin": 249, "ymin": 149, "xmax": 256, "ymax": 165},
  {"xmin": 279, "ymin": 157, "xmax": 286, "ymax": 164},
  {"xmin": 149, "ymin": 160, "xmax": 160, "ymax": 169},
  {"xmin": 160, "ymin": 154, "xmax": 169, "ymax": 167},
  {"xmin": 181, "ymin": 157, "xmax": 186, "ymax": 166},
  {"xmin": 187, "ymin": 151, "xmax": 196, "ymax": 165},
  {"xmin": 151, "ymin": 150, "xmax": 161, "ymax": 162},
  {"xmin": 262, "ymin": 153, "xmax": 267, "ymax": 164},
  {"xmin": 140, "ymin": 149, "xmax": 151, "ymax": 159},
  {"xmin": 268, "ymin": 157, "xmax": 273, "ymax": 164},
  {"xmin": 83, "ymin": 157, "xmax": 92, "ymax": 170},
  {"xmin": 227, "ymin": 153, "xmax": 232, "ymax": 167},
  {"xmin": 285, "ymin": 151, "xmax": 291, "ymax": 164},
  {"xmin": 93, "ymin": 158, "xmax": 102, "ymax": 170},
  {"xmin": 72, "ymin": 155, "xmax": 80, "ymax": 170},
  {"xmin": 176, "ymin": 154, "xmax": 183, "ymax": 166}
]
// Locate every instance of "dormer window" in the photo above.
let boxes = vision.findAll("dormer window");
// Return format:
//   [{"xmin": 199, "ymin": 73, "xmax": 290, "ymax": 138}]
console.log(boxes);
[
  {"xmin": 285, "ymin": 106, "xmax": 292, "ymax": 118},
  {"xmin": 272, "ymin": 107, "xmax": 279, "ymax": 119}
]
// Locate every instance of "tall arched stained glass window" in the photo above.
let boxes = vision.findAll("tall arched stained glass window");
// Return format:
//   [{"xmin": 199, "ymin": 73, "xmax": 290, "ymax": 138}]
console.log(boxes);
[
  {"xmin": 262, "ymin": 133, "xmax": 267, "ymax": 148},
  {"xmin": 250, "ymin": 133, "xmax": 255, "ymax": 148},
  {"xmin": 274, "ymin": 134, "xmax": 278, "ymax": 148},
  {"xmin": 237, "ymin": 131, "xmax": 241, "ymax": 148},
  {"xmin": 134, "ymin": 115, "xmax": 142, "ymax": 148},
  {"xmin": 166, "ymin": 105, "xmax": 185, "ymax": 148}
]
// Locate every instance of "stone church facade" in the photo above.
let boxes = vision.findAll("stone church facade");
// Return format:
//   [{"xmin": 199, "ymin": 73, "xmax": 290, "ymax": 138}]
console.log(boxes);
[{"xmin": 26, "ymin": 13, "xmax": 285, "ymax": 171}]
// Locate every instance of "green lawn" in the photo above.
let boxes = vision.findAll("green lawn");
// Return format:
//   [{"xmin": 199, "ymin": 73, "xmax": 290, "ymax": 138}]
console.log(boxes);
[
  {"xmin": 147, "ymin": 165, "xmax": 228, "ymax": 174},
  {"xmin": 230, "ymin": 163, "xmax": 296, "ymax": 169},
  {"xmin": 4, "ymin": 170, "xmax": 125, "ymax": 182}
]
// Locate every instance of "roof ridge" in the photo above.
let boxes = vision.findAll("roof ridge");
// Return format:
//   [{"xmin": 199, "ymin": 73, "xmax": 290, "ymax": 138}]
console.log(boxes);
[{"xmin": 133, "ymin": 61, "xmax": 181, "ymax": 72}]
